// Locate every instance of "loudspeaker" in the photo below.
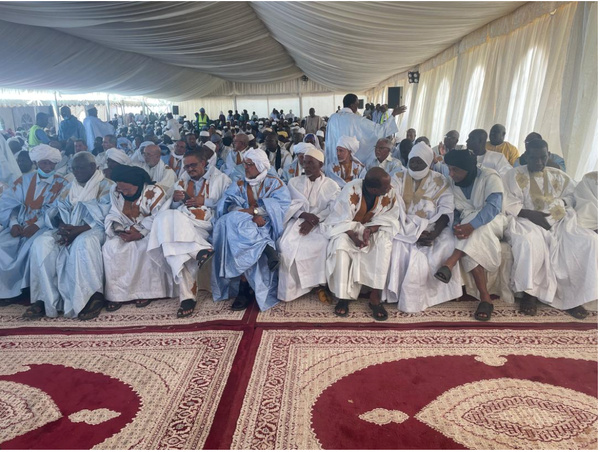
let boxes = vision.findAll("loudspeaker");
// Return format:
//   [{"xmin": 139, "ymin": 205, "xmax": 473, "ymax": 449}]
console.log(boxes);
[
  {"xmin": 172, "ymin": 105, "xmax": 179, "ymax": 115},
  {"xmin": 387, "ymin": 87, "xmax": 402, "ymax": 108},
  {"xmin": 358, "ymin": 99, "xmax": 364, "ymax": 109}
]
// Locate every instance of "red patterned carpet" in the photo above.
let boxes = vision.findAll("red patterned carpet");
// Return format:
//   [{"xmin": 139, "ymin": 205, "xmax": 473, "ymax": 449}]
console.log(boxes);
[
  {"xmin": 230, "ymin": 329, "xmax": 598, "ymax": 450},
  {"xmin": 0, "ymin": 293, "xmax": 597, "ymax": 449}
]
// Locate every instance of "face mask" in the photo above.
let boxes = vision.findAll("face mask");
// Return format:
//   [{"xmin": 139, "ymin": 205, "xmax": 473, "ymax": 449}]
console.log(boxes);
[
  {"xmin": 37, "ymin": 167, "xmax": 55, "ymax": 178},
  {"xmin": 408, "ymin": 167, "xmax": 429, "ymax": 181}
]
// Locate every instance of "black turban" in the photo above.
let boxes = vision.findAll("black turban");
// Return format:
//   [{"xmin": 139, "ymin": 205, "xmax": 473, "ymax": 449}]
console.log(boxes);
[
  {"xmin": 111, "ymin": 165, "xmax": 154, "ymax": 201},
  {"xmin": 444, "ymin": 149, "xmax": 478, "ymax": 187}
]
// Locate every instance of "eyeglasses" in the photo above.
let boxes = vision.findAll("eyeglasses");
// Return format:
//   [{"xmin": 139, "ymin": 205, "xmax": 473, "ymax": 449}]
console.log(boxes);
[
  {"xmin": 183, "ymin": 162, "xmax": 199, "ymax": 170},
  {"xmin": 243, "ymin": 161, "xmax": 255, "ymax": 167}
]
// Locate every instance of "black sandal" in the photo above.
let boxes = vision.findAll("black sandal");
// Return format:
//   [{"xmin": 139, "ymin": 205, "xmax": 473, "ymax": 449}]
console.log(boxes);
[
  {"xmin": 566, "ymin": 306, "xmax": 589, "ymax": 320},
  {"xmin": 136, "ymin": 299, "xmax": 153, "ymax": 308},
  {"xmin": 78, "ymin": 295, "xmax": 105, "ymax": 320},
  {"xmin": 368, "ymin": 303, "xmax": 388, "ymax": 321},
  {"xmin": 334, "ymin": 299, "xmax": 349, "ymax": 317},
  {"xmin": 519, "ymin": 295, "xmax": 538, "ymax": 316},
  {"xmin": 23, "ymin": 300, "xmax": 45, "ymax": 320},
  {"xmin": 105, "ymin": 301, "xmax": 123, "ymax": 312},
  {"xmin": 196, "ymin": 249, "xmax": 215, "ymax": 269},
  {"xmin": 474, "ymin": 301, "xmax": 494, "ymax": 321},
  {"xmin": 177, "ymin": 298, "xmax": 197, "ymax": 318},
  {"xmin": 434, "ymin": 265, "xmax": 452, "ymax": 284}
]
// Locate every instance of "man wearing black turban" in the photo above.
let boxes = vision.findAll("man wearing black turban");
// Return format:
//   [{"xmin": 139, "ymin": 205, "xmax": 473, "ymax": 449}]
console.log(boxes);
[
  {"xmin": 102, "ymin": 165, "xmax": 171, "ymax": 312},
  {"xmin": 434, "ymin": 149, "xmax": 505, "ymax": 321}
]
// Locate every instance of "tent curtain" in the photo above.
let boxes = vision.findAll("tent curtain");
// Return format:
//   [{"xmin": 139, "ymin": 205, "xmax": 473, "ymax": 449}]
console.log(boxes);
[{"xmin": 369, "ymin": 1, "xmax": 596, "ymax": 179}]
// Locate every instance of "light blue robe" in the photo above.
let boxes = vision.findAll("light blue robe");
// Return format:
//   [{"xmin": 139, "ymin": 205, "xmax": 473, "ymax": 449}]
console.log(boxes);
[
  {"xmin": 0, "ymin": 172, "xmax": 67, "ymax": 298},
  {"xmin": 211, "ymin": 173, "xmax": 291, "ymax": 310},
  {"xmin": 29, "ymin": 175, "xmax": 113, "ymax": 317}
]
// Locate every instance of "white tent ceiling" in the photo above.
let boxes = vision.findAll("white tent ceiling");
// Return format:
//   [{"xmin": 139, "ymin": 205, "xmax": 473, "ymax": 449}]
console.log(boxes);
[{"xmin": 0, "ymin": 1, "xmax": 526, "ymax": 100}]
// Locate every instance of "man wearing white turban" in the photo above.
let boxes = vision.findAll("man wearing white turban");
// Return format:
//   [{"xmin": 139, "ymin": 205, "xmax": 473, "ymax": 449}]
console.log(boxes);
[
  {"xmin": 26, "ymin": 152, "xmax": 114, "ymax": 320},
  {"xmin": 325, "ymin": 94, "xmax": 407, "ymax": 165},
  {"xmin": 282, "ymin": 141, "xmax": 311, "ymax": 183},
  {"xmin": 211, "ymin": 148, "xmax": 291, "ymax": 312},
  {"xmin": 278, "ymin": 146, "xmax": 340, "ymax": 301},
  {"xmin": 103, "ymin": 147, "xmax": 131, "ymax": 181},
  {"xmin": 384, "ymin": 142, "xmax": 463, "ymax": 312},
  {"xmin": 147, "ymin": 146, "xmax": 232, "ymax": 318},
  {"xmin": 325, "ymin": 135, "xmax": 365, "ymax": 188},
  {"xmin": 0, "ymin": 144, "xmax": 67, "ymax": 303}
]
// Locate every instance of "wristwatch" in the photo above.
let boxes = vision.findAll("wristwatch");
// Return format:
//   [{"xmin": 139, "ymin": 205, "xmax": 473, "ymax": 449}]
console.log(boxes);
[{"xmin": 253, "ymin": 208, "xmax": 259, "ymax": 216}]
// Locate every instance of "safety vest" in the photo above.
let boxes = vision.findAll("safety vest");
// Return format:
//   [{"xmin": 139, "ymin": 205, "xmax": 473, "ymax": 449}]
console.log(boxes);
[
  {"xmin": 197, "ymin": 113, "xmax": 209, "ymax": 129},
  {"xmin": 28, "ymin": 125, "xmax": 43, "ymax": 147}
]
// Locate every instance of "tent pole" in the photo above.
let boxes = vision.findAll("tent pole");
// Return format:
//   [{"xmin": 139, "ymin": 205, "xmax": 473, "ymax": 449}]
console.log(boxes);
[
  {"xmin": 298, "ymin": 79, "xmax": 303, "ymax": 119},
  {"xmin": 105, "ymin": 94, "xmax": 111, "ymax": 123},
  {"xmin": 53, "ymin": 91, "xmax": 60, "ymax": 133}
]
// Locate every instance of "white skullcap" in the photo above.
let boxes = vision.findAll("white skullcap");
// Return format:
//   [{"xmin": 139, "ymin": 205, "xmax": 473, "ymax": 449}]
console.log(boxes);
[
  {"xmin": 258, "ymin": 121, "xmax": 264, "ymax": 124},
  {"xmin": 202, "ymin": 141, "xmax": 216, "ymax": 152},
  {"xmin": 408, "ymin": 141, "xmax": 434, "ymax": 167},
  {"xmin": 215, "ymin": 129, "xmax": 223, "ymax": 136},
  {"xmin": 316, "ymin": 130, "xmax": 325, "ymax": 138},
  {"xmin": 297, "ymin": 128, "xmax": 306, "ymax": 134},
  {"xmin": 30, "ymin": 144, "xmax": 62, "ymax": 163},
  {"xmin": 293, "ymin": 142, "xmax": 314, "ymax": 155},
  {"xmin": 200, "ymin": 131, "xmax": 210, "ymax": 137},
  {"xmin": 304, "ymin": 147, "xmax": 324, "ymax": 163},
  {"xmin": 106, "ymin": 147, "xmax": 131, "ymax": 165},
  {"xmin": 247, "ymin": 134, "xmax": 255, "ymax": 141},
  {"xmin": 245, "ymin": 148, "xmax": 271, "ymax": 173},
  {"xmin": 336, "ymin": 136, "xmax": 360, "ymax": 154}
]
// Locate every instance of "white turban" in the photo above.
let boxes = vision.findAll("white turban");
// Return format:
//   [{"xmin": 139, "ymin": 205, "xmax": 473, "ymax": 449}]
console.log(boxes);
[
  {"xmin": 30, "ymin": 144, "xmax": 62, "ymax": 163},
  {"xmin": 202, "ymin": 141, "xmax": 216, "ymax": 152},
  {"xmin": 293, "ymin": 142, "xmax": 314, "ymax": 155},
  {"xmin": 139, "ymin": 141, "xmax": 154, "ymax": 151},
  {"xmin": 297, "ymin": 127, "xmax": 306, "ymax": 135},
  {"xmin": 408, "ymin": 141, "xmax": 434, "ymax": 167},
  {"xmin": 200, "ymin": 131, "xmax": 210, "ymax": 137},
  {"xmin": 316, "ymin": 130, "xmax": 325, "ymax": 138},
  {"xmin": 336, "ymin": 136, "xmax": 360, "ymax": 154},
  {"xmin": 244, "ymin": 148, "xmax": 271, "ymax": 173},
  {"xmin": 305, "ymin": 147, "xmax": 324, "ymax": 163},
  {"xmin": 247, "ymin": 134, "xmax": 255, "ymax": 141},
  {"xmin": 106, "ymin": 147, "xmax": 131, "ymax": 165}
]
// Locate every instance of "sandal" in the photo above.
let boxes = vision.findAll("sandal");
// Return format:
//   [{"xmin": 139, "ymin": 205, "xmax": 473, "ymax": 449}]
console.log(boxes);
[
  {"xmin": 23, "ymin": 300, "xmax": 45, "ymax": 320},
  {"xmin": 474, "ymin": 301, "xmax": 494, "ymax": 321},
  {"xmin": 434, "ymin": 265, "xmax": 452, "ymax": 284},
  {"xmin": 519, "ymin": 294, "xmax": 538, "ymax": 316},
  {"xmin": 196, "ymin": 249, "xmax": 215, "ymax": 269},
  {"xmin": 334, "ymin": 299, "xmax": 349, "ymax": 317},
  {"xmin": 105, "ymin": 301, "xmax": 123, "ymax": 312},
  {"xmin": 368, "ymin": 303, "xmax": 388, "ymax": 321},
  {"xmin": 78, "ymin": 295, "xmax": 105, "ymax": 320},
  {"xmin": 231, "ymin": 293, "xmax": 252, "ymax": 311},
  {"xmin": 136, "ymin": 299, "xmax": 153, "ymax": 308},
  {"xmin": 177, "ymin": 298, "xmax": 197, "ymax": 318},
  {"xmin": 566, "ymin": 306, "xmax": 589, "ymax": 320}
]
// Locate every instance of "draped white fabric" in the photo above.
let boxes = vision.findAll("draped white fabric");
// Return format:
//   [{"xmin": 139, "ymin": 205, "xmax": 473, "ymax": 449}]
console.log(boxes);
[{"xmin": 368, "ymin": 2, "xmax": 597, "ymax": 179}]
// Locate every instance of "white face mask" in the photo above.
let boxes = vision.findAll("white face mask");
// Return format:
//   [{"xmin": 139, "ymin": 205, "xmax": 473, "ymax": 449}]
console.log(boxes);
[{"xmin": 408, "ymin": 167, "xmax": 429, "ymax": 181}]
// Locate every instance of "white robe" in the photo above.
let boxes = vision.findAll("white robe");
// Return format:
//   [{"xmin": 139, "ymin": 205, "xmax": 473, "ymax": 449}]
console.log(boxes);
[
  {"xmin": 503, "ymin": 166, "xmax": 597, "ymax": 309},
  {"xmin": 29, "ymin": 171, "xmax": 113, "ymax": 317},
  {"xmin": 477, "ymin": 151, "xmax": 512, "ymax": 178},
  {"xmin": 134, "ymin": 160, "xmax": 177, "ymax": 197},
  {"xmin": 0, "ymin": 135, "xmax": 21, "ymax": 185},
  {"xmin": 102, "ymin": 184, "xmax": 172, "ymax": 302},
  {"xmin": 573, "ymin": 171, "xmax": 598, "ymax": 230},
  {"xmin": 82, "ymin": 116, "xmax": 115, "ymax": 151},
  {"xmin": 147, "ymin": 166, "xmax": 231, "ymax": 302},
  {"xmin": 277, "ymin": 173, "xmax": 340, "ymax": 301},
  {"xmin": 325, "ymin": 107, "xmax": 398, "ymax": 166},
  {"xmin": 323, "ymin": 179, "xmax": 400, "ymax": 300},
  {"xmin": 385, "ymin": 169, "xmax": 463, "ymax": 311},
  {"xmin": 361, "ymin": 154, "xmax": 404, "ymax": 177}
]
